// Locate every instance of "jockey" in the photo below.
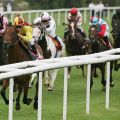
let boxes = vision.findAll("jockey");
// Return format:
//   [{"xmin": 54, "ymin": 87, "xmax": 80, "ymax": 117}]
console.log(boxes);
[
  {"xmin": 89, "ymin": 16, "xmax": 112, "ymax": 48},
  {"xmin": 64, "ymin": 7, "xmax": 88, "ymax": 41},
  {"xmin": 14, "ymin": 17, "xmax": 37, "ymax": 53},
  {"xmin": 33, "ymin": 12, "xmax": 62, "ymax": 49},
  {"xmin": 0, "ymin": 13, "xmax": 9, "ymax": 34}
]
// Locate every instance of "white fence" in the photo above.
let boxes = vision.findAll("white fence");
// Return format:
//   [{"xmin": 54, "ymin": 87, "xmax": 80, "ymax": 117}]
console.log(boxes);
[
  {"xmin": 2, "ymin": 6, "xmax": 120, "ymax": 25},
  {"xmin": 1, "ymin": 48, "xmax": 120, "ymax": 120}
]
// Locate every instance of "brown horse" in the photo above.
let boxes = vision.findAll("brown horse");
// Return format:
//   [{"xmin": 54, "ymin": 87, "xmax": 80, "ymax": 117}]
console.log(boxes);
[
  {"xmin": 63, "ymin": 21, "xmax": 87, "ymax": 78},
  {"xmin": 88, "ymin": 25, "xmax": 114, "ymax": 91},
  {"xmin": 1, "ymin": 24, "xmax": 43, "ymax": 110},
  {"xmin": 111, "ymin": 13, "xmax": 120, "ymax": 71}
]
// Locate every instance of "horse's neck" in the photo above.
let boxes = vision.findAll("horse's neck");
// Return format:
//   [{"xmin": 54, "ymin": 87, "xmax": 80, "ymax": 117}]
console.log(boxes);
[
  {"xmin": 39, "ymin": 34, "xmax": 49, "ymax": 51},
  {"xmin": 9, "ymin": 41, "xmax": 30, "ymax": 63}
]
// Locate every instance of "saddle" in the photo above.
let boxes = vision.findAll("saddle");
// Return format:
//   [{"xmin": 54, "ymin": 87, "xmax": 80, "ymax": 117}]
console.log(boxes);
[
  {"xmin": 19, "ymin": 40, "xmax": 43, "ymax": 60},
  {"xmin": 48, "ymin": 35, "xmax": 62, "ymax": 50}
]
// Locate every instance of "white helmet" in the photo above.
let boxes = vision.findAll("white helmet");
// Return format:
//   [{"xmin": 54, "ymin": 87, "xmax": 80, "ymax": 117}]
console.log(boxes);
[{"xmin": 40, "ymin": 12, "xmax": 50, "ymax": 21}]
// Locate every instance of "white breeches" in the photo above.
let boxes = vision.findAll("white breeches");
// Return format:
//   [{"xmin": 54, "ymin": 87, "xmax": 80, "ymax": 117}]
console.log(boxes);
[{"xmin": 46, "ymin": 29, "xmax": 56, "ymax": 38}]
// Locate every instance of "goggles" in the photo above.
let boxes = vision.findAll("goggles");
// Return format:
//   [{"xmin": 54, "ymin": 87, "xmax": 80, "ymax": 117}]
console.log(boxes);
[{"xmin": 42, "ymin": 20, "xmax": 49, "ymax": 23}]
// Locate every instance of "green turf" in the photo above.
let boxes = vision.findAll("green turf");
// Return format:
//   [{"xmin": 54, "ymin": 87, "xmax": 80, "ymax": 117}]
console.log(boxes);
[
  {"xmin": 0, "ymin": 68, "xmax": 120, "ymax": 120},
  {"xmin": 0, "ymin": 11, "xmax": 120, "ymax": 120}
]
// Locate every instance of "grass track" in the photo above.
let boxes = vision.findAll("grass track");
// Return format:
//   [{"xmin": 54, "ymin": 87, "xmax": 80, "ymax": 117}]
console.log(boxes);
[{"xmin": 0, "ymin": 67, "xmax": 120, "ymax": 120}]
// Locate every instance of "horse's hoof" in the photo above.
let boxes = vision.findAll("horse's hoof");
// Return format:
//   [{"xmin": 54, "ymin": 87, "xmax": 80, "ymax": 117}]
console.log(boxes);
[
  {"xmin": 48, "ymin": 86, "xmax": 54, "ymax": 91},
  {"xmin": 23, "ymin": 98, "xmax": 32, "ymax": 105},
  {"xmin": 68, "ymin": 74, "xmax": 70, "ymax": 79},
  {"xmin": 15, "ymin": 103, "xmax": 21, "ymax": 110},
  {"xmin": 110, "ymin": 82, "xmax": 114, "ymax": 87},
  {"xmin": 33, "ymin": 102, "xmax": 38, "ymax": 110},
  {"xmin": 44, "ymin": 83, "xmax": 49, "ymax": 88}
]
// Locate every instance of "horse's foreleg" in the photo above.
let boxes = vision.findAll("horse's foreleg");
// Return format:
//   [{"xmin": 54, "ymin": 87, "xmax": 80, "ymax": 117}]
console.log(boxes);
[
  {"xmin": 34, "ymin": 81, "xmax": 38, "ymax": 110},
  {"xmin": 44, "ymin": 71, "xmax": 49, "ymax": 88},
  {"xmin": 29, "ymin": 73, "xmax": 37, "ymax": 88},
  {"xmin": 23, "ymin": 80, "xmax": 32, "ymax": 105},
  {"xmin": 48, "ymin": 69, "xmax": 58, "ymax": 91},
  {"xmin": 90, "ymin": 67, "xmax": 94, "ymax": 91},
  {"xmin": 1, "ymin": 80, "xmax": 9, "ymax": 105},
  {"xmin": 114, "ymin": 59, "xmax": 120, "ymax": 71},
  {"xmin": 68, "ymin": 66, "xmax": 71, "ymax": 79},
  {"xmin": 110, "ymin": 62, "xmax": 114, "ymax": 87},
  {"xmin": 100, "ymin": 66, "xmax": 106, "ymax": 91},
  {"xmin": 80, "ymin": 65, "xmax": 85, "ymax": 77},
  {"xmin": 15, "ymin": 84, "xmax": 22, "ymax": 110},
  {"xmin": 93, "ymin": 67, "xmax": 98, "ymax": 77}
]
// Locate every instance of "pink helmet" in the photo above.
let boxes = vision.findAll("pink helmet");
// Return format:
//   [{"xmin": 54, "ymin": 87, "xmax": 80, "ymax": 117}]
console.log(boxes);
[{"xmin": 70, "ymin": 7, "xmax": 78, "ymax": 15}]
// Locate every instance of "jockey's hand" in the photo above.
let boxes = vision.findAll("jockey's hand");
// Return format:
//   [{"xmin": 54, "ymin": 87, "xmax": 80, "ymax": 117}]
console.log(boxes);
[{"xmin": 17, "ymin": 33, "xmax": 22, "ymax": 38}]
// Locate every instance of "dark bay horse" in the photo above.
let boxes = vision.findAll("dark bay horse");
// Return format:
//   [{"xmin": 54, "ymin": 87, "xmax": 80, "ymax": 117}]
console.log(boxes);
[
  {"xmin": 111, "ymin": 14, "xmax": 120, "ymax": 71},
  {"xmin": 63, "ymin": 21, "xmax": 87, "ymax": 78},
  {"xmin": 89, "ymin": 25, "xmax": 114, "ymax": 91},
  {"xmin": 1, "ymin": 25, "xmax": 43, "ymax": 110}
]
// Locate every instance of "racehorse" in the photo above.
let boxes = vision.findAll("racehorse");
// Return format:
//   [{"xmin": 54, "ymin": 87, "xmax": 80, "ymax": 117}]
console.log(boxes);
[
  {"xmin": 111, "ymin": 14, "xmax": 120, "ymax": 71},
  {"xmin": 88, "ymin": 25, "xmax": 114, "ymax": 91},
  {"xmin": 32, "ymin": 25, "xmax": 65, "ymax": 90},
  {"xmin": 1, "ymin": 24, "xmax": 43, "ymax": 110},
  {"xmin": 63, "ymin": 21, "xmax": 87, "ymax": 78},
  {"xmin": 32, "ymin": 25, "xmax": 65, "ymax": 109}
]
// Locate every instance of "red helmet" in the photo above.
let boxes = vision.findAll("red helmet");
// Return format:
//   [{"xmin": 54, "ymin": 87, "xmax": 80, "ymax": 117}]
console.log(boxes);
[{"xmin": 70, "ymin": 7, "xmax": 78, "ymax": 15}]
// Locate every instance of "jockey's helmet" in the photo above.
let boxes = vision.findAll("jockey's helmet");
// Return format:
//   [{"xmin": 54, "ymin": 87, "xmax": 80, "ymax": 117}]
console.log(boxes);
[
  {"xmin": 90, "ymin": 16, "xmax": 99, "ymax": 25},
  {"xmin": 41, "ymin": 12, "xmax": 50, "ymax": 22},
  {"xmin": 70, "ymin": 7, "xmax": 78, "ymax": 15},
  {"xmin": 14, "ymin": 16, "xmax": 24, "ymax": 26}
]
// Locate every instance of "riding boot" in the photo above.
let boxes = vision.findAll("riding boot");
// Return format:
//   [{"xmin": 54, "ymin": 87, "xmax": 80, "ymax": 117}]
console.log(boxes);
[
  {"xmin": 30, "ymin": 44, "xmax": 37, "ymax": 54},
  {"xmin": 54, "ymin": 36, "xmax": 62, "ymax": 50}
]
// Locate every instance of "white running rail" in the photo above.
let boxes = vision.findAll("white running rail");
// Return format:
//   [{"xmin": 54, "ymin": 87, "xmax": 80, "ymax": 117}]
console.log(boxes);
[
  {"xmin": 3, "ymin": 6, "xmax": 120, "ymax": 25},
  {"xmin": 0, "ymin": 48, "xmax": 120, "ymax": 120}
]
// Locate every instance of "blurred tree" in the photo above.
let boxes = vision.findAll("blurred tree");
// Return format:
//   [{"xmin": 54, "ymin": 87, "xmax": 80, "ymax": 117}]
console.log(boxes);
[{"xmin": 12, "ymin": 0, "xmax": 120, "ymax": 10}]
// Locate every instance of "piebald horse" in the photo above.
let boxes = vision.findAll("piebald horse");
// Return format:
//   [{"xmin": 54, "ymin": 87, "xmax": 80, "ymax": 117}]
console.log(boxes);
[{"xmin": 32, "ymin": 25, "xmax": 65, "ymax": 91}]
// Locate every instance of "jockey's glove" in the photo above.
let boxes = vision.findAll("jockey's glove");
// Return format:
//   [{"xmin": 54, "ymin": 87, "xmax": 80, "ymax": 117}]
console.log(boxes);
[{"xmin": 17, "ymin": 33, "xmax": 22, "ymax": 38}]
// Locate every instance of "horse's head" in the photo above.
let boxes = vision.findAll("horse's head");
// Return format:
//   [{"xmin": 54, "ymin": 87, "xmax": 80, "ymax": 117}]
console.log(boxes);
[
  {"xmin": 89, "ymin": 25, "xmax": 98, "ymax": 40},
  {"xmin": 3, "ymin": 25, "xmax": 19, "ymax": 48},
  {"xmin": 68, "ymin": 21, "xmax": 77, "ymax": 39},
  {"xmin": 32, "ymin": 25, "xmax": 42, "ymax": 43},
  {"xmin": 111, "ymin": 18, "xmax": 120, "ymax": 39}
]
